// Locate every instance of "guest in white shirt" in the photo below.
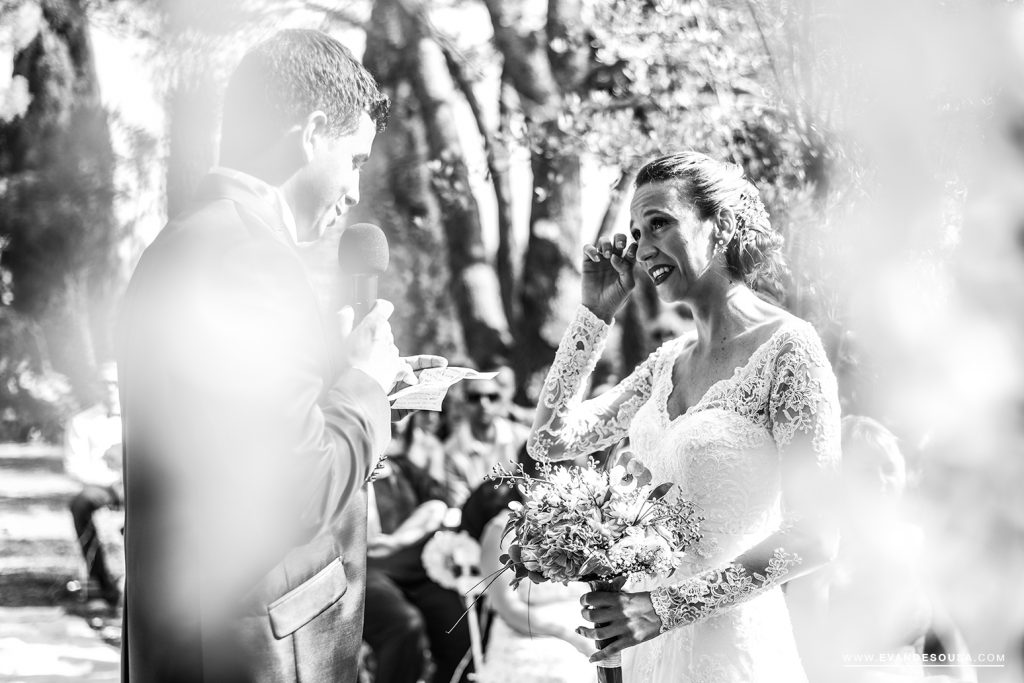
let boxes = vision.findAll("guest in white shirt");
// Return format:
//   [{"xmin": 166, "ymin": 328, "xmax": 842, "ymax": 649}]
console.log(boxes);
[{"xmin": 64, "ymin": 361, "xmax": 123, "ymax": 608}]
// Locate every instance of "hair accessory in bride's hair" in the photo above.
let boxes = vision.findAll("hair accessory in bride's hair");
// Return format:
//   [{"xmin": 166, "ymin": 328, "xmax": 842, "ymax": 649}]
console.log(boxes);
[{"xmin": 735, "ymin": 187, "xmax": 770, "ymax": 234}]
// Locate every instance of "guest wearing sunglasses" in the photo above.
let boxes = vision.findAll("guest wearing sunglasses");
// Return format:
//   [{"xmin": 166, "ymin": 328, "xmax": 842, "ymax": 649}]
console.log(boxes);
[{"xmin": 443, "ymin": 377, "xmax": 529, "ymax": 507}]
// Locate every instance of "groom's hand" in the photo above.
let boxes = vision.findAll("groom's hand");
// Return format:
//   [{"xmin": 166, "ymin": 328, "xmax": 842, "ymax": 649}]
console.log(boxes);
[
  {"xmin": 339, "ymin": 300, "xmax": 406, "ymax": 393},
  {"xmin": 577, "ymin": 589, "xmax": 663, "ymax": 664},
  {"xmin": 389, "ymin": 354, "xmax": 448, "ymax": 422}
]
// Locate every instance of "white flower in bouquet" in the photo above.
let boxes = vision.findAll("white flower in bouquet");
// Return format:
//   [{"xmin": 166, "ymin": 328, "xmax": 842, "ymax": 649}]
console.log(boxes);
[
  {"xmin": 607, "ymin": 528, "xmax": 676, "ymax": 578},
  {"xmin": 607, "ymin": 495, "xmax": 648, "ymax": 525}
]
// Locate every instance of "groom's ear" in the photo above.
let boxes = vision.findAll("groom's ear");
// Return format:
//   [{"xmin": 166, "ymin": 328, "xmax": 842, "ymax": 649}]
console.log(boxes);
[{"xmin": 298, "ymin": 110, "xmax": 330, "ymax": 163}]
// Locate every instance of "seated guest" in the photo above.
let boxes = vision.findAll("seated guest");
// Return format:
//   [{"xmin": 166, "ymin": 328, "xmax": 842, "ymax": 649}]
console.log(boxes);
[
  {"xmin": 444, "ymin": 376, "xmax": 529, "ymax": 507},
  {"xmin": 404, "ymin": 410, "xmax": 448, "ymax": 486},
  {"xmin": 63, "ymin": 361, "xmax": 123, "ymax": 610},
  {"xmin": 365, "ymin": 422, "xmax": 471, "ymax": 683}
]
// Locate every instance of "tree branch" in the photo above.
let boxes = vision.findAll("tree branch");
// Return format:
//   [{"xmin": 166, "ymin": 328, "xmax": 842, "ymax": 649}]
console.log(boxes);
[
  {"xmin": 303, "ymin": 1, "xmax": 368, "ymax": 29},
  {"xmin": 545, "ymin": 0, "xmax": 590, "ymax": 91},
  {"xmin": 594, "ymin": 167, "xmax": 636, "ymax": 242},
  {"xmin": 440, "ymin": 45, "xmax": 520, "ymax": 328},
  {"xmin": 479, "ymin": 0, "xmax": 559, "ymax": 113},
  {"xmin": 393, "ymin": 0, "xmax": 485, "ymax": 83},
  {"xmin": 743, "ymin": 0, "xmax": 785, "ymax": 100}
]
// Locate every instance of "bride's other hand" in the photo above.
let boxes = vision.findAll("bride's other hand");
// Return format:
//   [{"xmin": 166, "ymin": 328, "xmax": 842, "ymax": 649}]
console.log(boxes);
[
  {"xmin": 577, "ymin": 589, "xmax": 662, "ymax": 663},
  {"xmin": 582, "ymin": 233, "xmax": 637, "ymax": 323}
]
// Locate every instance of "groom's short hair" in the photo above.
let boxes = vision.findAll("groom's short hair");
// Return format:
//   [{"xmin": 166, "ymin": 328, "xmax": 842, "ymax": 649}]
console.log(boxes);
[{"xmin": 220, "ymin": 29, "xmax": 389, "ymax": 167}]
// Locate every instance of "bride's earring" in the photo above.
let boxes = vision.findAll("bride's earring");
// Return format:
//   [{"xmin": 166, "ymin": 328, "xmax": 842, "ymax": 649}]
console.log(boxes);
[
  {"xmin": 698, "ymin": 236, "xmax": 727, "ymax": 279},
  {"xmin": 712, "ymin": 237, "xmax": 727, "ymax": 261}
]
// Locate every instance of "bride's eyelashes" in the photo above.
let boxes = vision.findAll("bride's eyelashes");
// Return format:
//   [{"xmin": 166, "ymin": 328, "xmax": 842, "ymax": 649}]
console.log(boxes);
[{"xmin": 631, "ymin": 217, "xmax": 676, "ymax": 244}]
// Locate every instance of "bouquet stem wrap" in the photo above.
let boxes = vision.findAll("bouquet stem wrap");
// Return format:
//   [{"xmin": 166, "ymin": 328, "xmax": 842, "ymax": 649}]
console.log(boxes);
[{"xmin": 588, "ymin": 577, "xmax": 626, "ymax": 683}]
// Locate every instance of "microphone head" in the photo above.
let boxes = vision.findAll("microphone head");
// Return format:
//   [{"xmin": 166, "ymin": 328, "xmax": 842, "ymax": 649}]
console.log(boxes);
[{"xmin": 338, "ymin": 223, "xmax": 389, "ymax": 275}]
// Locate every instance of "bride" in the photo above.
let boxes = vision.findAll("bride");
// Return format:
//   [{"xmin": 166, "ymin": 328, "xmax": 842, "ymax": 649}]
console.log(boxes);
[{"xmin": 527, "ymin": 151, "xmax": 841, "ymax": 682}]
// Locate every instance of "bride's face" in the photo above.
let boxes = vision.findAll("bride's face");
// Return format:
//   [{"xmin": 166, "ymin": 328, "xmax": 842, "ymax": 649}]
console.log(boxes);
[{"xmin": 629, "ymin": 181, "xmax": 717, "ymax": 302}]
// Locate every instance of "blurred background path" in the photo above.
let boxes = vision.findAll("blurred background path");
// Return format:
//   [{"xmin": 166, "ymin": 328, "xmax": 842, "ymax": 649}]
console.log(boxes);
[{"xmin": 0, "ymin": 444, "xmax": 121, "ymax": 682}]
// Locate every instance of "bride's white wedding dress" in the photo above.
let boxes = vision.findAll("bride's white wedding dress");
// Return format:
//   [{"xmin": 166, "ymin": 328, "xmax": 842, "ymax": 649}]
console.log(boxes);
[{"xmin": 528, "ymin": 306, "xmax": 841, "ymax": 683}]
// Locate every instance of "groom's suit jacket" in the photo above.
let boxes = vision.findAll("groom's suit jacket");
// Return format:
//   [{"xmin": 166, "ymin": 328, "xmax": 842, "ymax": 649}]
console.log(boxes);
[{"xmin": 118, "ymin": 172, "xmax": 390, "ymax": 682}]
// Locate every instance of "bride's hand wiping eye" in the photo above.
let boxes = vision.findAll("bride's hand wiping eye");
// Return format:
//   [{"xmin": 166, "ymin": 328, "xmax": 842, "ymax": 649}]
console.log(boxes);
[{"xmin": 582, "ymin": 232, "xmax": 637, "ymax": 324}]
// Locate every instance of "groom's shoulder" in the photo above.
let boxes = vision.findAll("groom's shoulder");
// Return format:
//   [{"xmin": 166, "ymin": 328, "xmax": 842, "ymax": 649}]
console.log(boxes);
[
  {"xmin": 155, "ymin": 195, "xmax": 253, "ymax": 252},
  {"xmin": 129, "ymin": 196, "xmax": 282, "ymax": 299},
  {"xmin": 143, "ymin": 197, "xmax": 295, "ymax": 285}
]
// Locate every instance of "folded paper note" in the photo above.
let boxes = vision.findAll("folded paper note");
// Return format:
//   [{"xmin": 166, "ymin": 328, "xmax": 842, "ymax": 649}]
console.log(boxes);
[{"xmin": 388, "ymin": 367, "xmax": 498, "ymax": 411}]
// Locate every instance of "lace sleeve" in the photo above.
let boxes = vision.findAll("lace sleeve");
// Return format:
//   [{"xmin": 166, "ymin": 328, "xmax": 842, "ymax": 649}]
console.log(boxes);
[
  {"xmin": 651, "ymin": 323, "xmax": 841, "ymax": 632},
  {"xmin": 651, "ymin": 548, "xmax": 803, "ymax": 631},
  {"xmin": 766, "ymin": 325, "xmax": 841, "ymax": 468},
  {"xmin": 527, "ymin": 305, "xmax": 663, "ymax": 463}
]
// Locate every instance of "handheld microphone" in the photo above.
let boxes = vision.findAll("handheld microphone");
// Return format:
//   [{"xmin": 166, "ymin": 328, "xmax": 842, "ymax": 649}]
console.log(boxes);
[{"xmin": 338, "ymin": 223, "xmax": 390, "ymax": 324}]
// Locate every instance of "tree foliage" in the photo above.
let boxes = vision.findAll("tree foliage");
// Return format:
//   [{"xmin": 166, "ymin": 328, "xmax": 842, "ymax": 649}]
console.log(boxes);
[
  {"xmin": 0, "ymin": 0, "xmax": 119, "ymax": 431},
  {"xmin": 0, "ymin": 0, "xmax": 858, "ymax": 435},
  {"xmin": 404, "ymin": 0, "xmax": 855, "ymax": 389}
]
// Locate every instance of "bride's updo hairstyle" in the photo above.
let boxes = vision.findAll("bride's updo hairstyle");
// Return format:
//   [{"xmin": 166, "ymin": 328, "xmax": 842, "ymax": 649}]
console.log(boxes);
[{"xmin": 634, "ymin": 152, "xmax": 788, "ymax": 296}]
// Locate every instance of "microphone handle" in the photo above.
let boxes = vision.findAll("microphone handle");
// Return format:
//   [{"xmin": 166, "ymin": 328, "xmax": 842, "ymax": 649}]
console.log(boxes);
[{"xmin": 348, "ymin": 274, "xmax": 379, "ymax": 324}]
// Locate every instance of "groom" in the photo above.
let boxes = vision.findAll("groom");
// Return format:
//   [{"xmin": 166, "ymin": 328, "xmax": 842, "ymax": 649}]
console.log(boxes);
[{"xmin": 119, "ymin": 30, "xmax": 420, "ymax": 682}]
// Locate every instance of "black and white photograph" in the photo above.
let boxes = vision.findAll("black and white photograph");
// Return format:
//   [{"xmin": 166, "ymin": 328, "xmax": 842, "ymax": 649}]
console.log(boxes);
[{"xmin": 0, "ymin": 1, "xmax": 1021, "ymax": 682}]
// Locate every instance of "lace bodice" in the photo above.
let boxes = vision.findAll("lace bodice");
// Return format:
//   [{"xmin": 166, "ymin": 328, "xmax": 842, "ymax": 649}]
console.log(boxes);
[
  {"xmin": 528, "ymin": 306, "xmax": 839, "ymax": 470},
  {"xmin": 528, "ymin": 305, "xmax": 841, "ymax": 682}
]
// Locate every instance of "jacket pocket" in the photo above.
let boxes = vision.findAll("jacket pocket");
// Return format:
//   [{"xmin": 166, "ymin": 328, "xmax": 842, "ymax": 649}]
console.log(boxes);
[{"xmin": 266, "ymin": 556, "xmax": 348, "ymax": 638}]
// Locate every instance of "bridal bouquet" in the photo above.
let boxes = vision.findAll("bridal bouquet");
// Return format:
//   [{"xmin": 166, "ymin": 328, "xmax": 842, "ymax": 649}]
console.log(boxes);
[
  {"xmin": 491, "ymin": 450, "xmax": 703, "ymax": 588},
  {"xmin": 488, "ymin": 450, "xmax": 703, "ymax": 682}
]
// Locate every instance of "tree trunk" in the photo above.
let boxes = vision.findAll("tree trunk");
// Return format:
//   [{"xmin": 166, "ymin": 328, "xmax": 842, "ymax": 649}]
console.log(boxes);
[
  {"xmin": 352, "ymin": 83, "xmax": 466, "ymax": 361},
  {"xmin": 349, "ymin": 0, "xmax": 467, "ymax": 361},
  {"xmin": 408, "ymin": 28, "xmax": 512, "ymax": 365},
  {"xmin": 482, "ymin": 0, "xmax": 599, "ymax": 395},
  {"xmin": 480, "ymin": 0, "xmax": 560, "ymax": 114},
  {"xmin": 517, "ymin": 138, "xmax": 583, "ymax": 391},
  {"xmin": 442, "ymin": 48, "xmax": 519, "ymax": 330},
  {"xmin": 495, "ymin": 76, "xmax": 519, "ymax": 327}
]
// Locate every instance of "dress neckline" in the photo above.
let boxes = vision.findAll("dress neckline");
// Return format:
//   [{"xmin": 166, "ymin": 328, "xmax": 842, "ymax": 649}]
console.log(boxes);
[{"xmin": 660, "ymin": 321, "xmax": 801, "ymax": 424}]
